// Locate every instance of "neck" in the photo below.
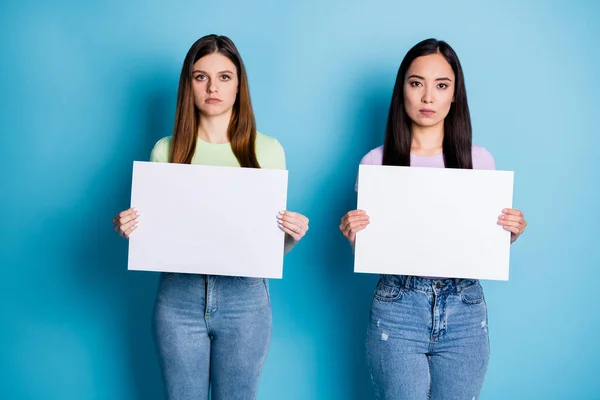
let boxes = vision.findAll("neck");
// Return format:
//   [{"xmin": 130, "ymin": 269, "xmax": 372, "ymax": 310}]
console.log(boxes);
[
  {"xmin": 411, "ymin": 122, "xmax": 444, "ymax": 155},
  {"xmin": 197, "ymin": 111, "xmax": 232, "ymax": 144}
]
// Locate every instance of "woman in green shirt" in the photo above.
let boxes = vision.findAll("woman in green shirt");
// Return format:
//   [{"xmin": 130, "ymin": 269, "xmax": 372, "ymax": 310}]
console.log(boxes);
[{"xmin": 113, "ymin": 34, "xmax": 309, "ymax": 400}]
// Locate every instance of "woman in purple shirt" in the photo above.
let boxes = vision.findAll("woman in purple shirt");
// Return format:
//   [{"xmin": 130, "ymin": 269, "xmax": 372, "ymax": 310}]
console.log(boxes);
[{"xmin": 340, "ymin": 39, "xmax": 527, "ymax": 399}]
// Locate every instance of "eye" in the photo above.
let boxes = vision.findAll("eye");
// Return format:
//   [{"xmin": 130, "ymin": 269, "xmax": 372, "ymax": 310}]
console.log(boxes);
[
  {"xmin": 437, "ymin": 83, "xmax": 448, "ymax": 89},
  {"xmin": 220, "ymin": 74, "xmax": 231, "ymax": 81},
  {"xmin": 195, "ymin": 74, "xmax": 207, "ymax": 81},
  {"xmin": 409, "ymin": 81, "xmax": 422, "ymax": 87}
]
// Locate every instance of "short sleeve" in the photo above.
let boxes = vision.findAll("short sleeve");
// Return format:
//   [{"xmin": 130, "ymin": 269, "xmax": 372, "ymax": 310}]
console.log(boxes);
[
  {"xmin": 260, "ymin": 138, "xmax": 286, "ymax": 170},
  {"xmin": 150, "ymin": 137, "xmax": 171, "ymax": 163},
  {"xmin": 473, "ymin": 146, "xmax": 496, "ymax": 170},
  {"xmin": 355, "ymin": 151, "xmax": 376, "ymax": 192}
]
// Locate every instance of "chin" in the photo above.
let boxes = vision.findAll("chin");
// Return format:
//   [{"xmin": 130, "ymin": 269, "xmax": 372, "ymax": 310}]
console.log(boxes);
[
  {"xmin": 199, "ymin": 106, "xmax": 232, "ymax": 117},
  {"xmin": 413, "ymin": 117, "xmax": 442, "ymax": 128}
]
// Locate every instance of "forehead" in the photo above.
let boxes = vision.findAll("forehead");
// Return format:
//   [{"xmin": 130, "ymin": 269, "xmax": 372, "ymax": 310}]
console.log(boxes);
[
  {"xmin": 406, "ymin": 53, "xmax": 454, "ymax": 79},
  {"xmin": 193, "ymin": 52, "xmax": 237, "ymax": 73}
]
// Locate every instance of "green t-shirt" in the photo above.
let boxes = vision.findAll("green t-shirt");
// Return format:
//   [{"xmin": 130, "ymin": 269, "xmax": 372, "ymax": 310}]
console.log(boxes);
[{"xmin": 150, "ymin": 132, "xmax": 286, "ymax": 169}]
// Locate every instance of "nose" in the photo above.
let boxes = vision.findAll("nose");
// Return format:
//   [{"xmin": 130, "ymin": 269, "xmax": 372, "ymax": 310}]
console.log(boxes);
[
  {"xmin": 421, "ymin": 85, "xmax": 433, "ymax": 104},
  {"xmin": 207, "ymin": 78, "xmax": 218, "ymax": 94}
]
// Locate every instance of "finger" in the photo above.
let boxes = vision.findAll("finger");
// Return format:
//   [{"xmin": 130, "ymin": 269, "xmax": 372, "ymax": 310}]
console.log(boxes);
[
  {"xmin": 119, "ymin": 216, "xmax": 137, "ymax": 227},
  {"xmin": 502, "ymin": 208, "xmax": 523, "ymax": 217},
  {"xmin": 341, "ymin": 221, "xmax": 354, "ymax": 235},
  {"xmin": 277, "ymin": 213, "xmax": 308, "ymax": 227},
  {"xmin": 348, "ymin": 224, "xmax": 369, "ymax": 235},
  {"xmin": 123, "ymin": 224, "xmax": 138, "ymax": 238},
  {"xmin": 119, "ymin": 219, "xmax": 138, "ymax": 234},
  {"xmin": 278, "ymin": 211, "xmax": 309, "ymax": 226},
  {"xmin": 342, "ymin": 215, "xmax": 370, "ymax": 226},
  {"xmin": 347, "ymin": 215, "xmax": 370, "ymax": 223},
  {"xmin": 119, "ymin": 208, "xmax": 140, "ymax": 225},
  {"xmin": 119, "ymin": 208, "xmax": 137, "ymax": 218},
  {"xmin": 279, "ymin": 210, "xmax": 299, "ymax": 218},
  {"xmin": 279, "ymin": 220, "xmax": 305, "ymax": 237},
  {"xmin": 344, "ymin": 210, "xmax": 367, "ymax": 219},
  {"xmin": 348, "ymin": 221, "xmax": 369, "ymax": 232},
  {"xmin": 498, "ymin": 214, "xmax": 524, "ymax": 223},
  {"xmin": 498, "ymin": 220, "xmax": 523, "ymax": 233},
  {"xmin": 344, "ymin": 221, "xmax": 370, "ymax": 236},
  {"xmin": 339, "ymin": 224, "xmax": 356, "ymax": 242},
  {"xmin": 504, "ymin": 225, "xmax": 521, "ymax": 235},
  {"xmin": 281, "ymin": 227, "xmax": 301, "ymax": 242},
  {"xmin": 280, "ymin": 224, "xmax": 303, "ymax": 242},
  {"xmin": 498, "ymin": 219, "xmax": 522, "ymax": 228}
]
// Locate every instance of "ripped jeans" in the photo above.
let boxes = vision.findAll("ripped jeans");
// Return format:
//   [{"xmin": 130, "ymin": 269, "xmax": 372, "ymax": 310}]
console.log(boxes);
[{"xmin": 365, "ymin": 275, "xmax": 490, "ymax": 400}]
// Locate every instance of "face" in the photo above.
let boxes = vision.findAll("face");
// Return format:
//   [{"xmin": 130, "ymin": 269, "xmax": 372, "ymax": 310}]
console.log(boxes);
[
  {"xmin": 192, "ymin": 52, "xmax": 239, "ymax": 117},
  {"xmin": 403, "ymin": 53, "xmax": 455, "ymax": 129}
]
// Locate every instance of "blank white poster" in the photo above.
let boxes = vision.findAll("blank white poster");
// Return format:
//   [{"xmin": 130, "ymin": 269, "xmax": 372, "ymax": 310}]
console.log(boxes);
[
  {"xmin": 128, "ymin": 161, "xmax": 288, "ymax": 278},
  {"xmin": 355, "ymin": 165, "xmax": 514, "ymax": 280}
]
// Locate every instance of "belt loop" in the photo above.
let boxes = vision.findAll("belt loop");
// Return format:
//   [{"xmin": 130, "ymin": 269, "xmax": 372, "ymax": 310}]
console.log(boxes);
[
  {"xmin": 404, "ymin": 275, "xmax": 412, "ymax": 290},
  {"xmin": 455, "ymin": 278, "xmax": 461, "ymax": 293}
]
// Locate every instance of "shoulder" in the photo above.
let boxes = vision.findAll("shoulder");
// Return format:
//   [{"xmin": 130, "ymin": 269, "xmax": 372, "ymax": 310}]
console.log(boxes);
[
  {"xmin": 256, "ymin": 132, "xmax": 286, "ymax": 169},
  {"xmin": 355, "ymin": 146, "xmax": 383, "ymax": 192},
  {"xmin": 472, "ymin": 144, "xmax": 496, "ymax": 170},
  {"xmin": 360, "ymin": 145, "xmax": 384, "ymax": 165},
  {"xmin": 256, "ymin": 132, "xmax": 284, "ymax": 152},
  {"xmin": 150, "ymin": 136, "xmax": 172, "ymax": 163}
]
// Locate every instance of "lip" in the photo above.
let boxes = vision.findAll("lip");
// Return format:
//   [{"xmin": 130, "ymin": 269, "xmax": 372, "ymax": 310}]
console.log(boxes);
[
  {"xmin": 205, "ymin": 98, "xmax": 222, "ymax": 104},
  {"xmin": 419, "ymin": 109, "xmax": 436, "ymax": 116}
]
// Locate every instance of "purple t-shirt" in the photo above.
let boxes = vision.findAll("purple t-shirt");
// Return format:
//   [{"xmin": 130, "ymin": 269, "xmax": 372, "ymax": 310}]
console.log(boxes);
[
  {"xmin": 357, "ymin": 144, "xmax": 496, "ymax": 280},
  {"xmin": 358, "ymin": 144, "xmax": 496, "ymax": 170}
]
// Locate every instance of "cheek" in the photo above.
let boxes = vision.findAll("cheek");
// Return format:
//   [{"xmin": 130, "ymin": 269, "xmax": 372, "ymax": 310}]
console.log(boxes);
[
  {"xmin": 442, "ymin": 95, "xmax": 454, "ymax": 112},
  {"xmin": 224, "ymin": 84, "xmax": 238, "ymax": 103},
  {"xmin": 403, "ymin": 92, "xmax": 417, "ymax": 111},
  {"xmin": 192, "ymin": 84, "xmax": 205, "ymax": 103}
]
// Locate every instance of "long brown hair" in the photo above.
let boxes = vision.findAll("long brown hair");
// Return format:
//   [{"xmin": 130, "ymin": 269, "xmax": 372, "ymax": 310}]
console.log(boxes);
[
  {"xmin": 383, "ymin": 38, "xmax": 473, "ymax": 169},
  {"xmin": 169, "ymin": 34, "xmax": 260, "ymax": 168}
]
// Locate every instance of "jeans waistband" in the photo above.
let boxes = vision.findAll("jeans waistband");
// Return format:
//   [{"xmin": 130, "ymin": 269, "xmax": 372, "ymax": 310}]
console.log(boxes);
[{"xmin": 380, "ymin": 274, "xmax": 479, "ymax": 294}]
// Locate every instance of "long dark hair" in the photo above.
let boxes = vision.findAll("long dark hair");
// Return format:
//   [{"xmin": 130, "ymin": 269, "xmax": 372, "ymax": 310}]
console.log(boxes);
[
  {"xmin": 382, "ymin": 38, "xmax": 472, "ymax": 169},
  {"xmin": 170, "ymin": 34, "xmax": 260, "ymax": 168}
]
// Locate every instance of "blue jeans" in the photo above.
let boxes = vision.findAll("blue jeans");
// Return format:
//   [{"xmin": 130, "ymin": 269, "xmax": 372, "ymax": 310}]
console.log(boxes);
[
  {"xmin": 152, "ymin": 273, "xmax": 272, "ymax": 400},
  {"xmin": 366, "ymin": 275, "xmax": 490, "ymax": 400}
]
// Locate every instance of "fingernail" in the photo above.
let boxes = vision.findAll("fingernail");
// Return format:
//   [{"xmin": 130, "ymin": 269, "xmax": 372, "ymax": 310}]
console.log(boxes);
[
  {"xmin": 279, "ymin": 210, "xmax": 285, "ymax": 215},
  {"xmin": 499, "ymin": 215, "xmax": 505, "ymax": 220},
  {"xmin": 502, "ymin": 208, "xmax": 508, "ymax": 213}
]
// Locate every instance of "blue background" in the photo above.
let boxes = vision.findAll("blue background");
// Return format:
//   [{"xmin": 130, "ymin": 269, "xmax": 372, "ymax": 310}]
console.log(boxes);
[{"xmin": 2, "ymin": 0, "xmax": 599, "ymax": 398}]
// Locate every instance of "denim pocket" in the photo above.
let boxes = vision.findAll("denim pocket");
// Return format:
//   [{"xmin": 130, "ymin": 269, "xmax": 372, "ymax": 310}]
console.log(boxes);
[
  {"xmin": 460, "ymin": 283, "xmax": 485, "ymax": 305},
  {"xmin": 237, "ymin": 276, "xmax": 265, "ymax": 286},
  {"xmin": 374, "ymin": 280, "xmax": 403, "ymax": 302}
]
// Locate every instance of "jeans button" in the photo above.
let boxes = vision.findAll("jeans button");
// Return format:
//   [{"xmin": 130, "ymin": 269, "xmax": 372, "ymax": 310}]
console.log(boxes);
[{"xmin": 435, "ymin": 283, "xmax": 442, "ymax": 289}]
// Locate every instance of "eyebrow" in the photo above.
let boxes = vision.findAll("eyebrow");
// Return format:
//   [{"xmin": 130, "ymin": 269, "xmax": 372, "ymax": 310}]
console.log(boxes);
[
  {"xmin": 407, "ymin": 74, "xmax": 452, "ymax": 82},
  {"xmin": 192, "ymin": 70, "xmax": 235, "ymax": 74}
]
